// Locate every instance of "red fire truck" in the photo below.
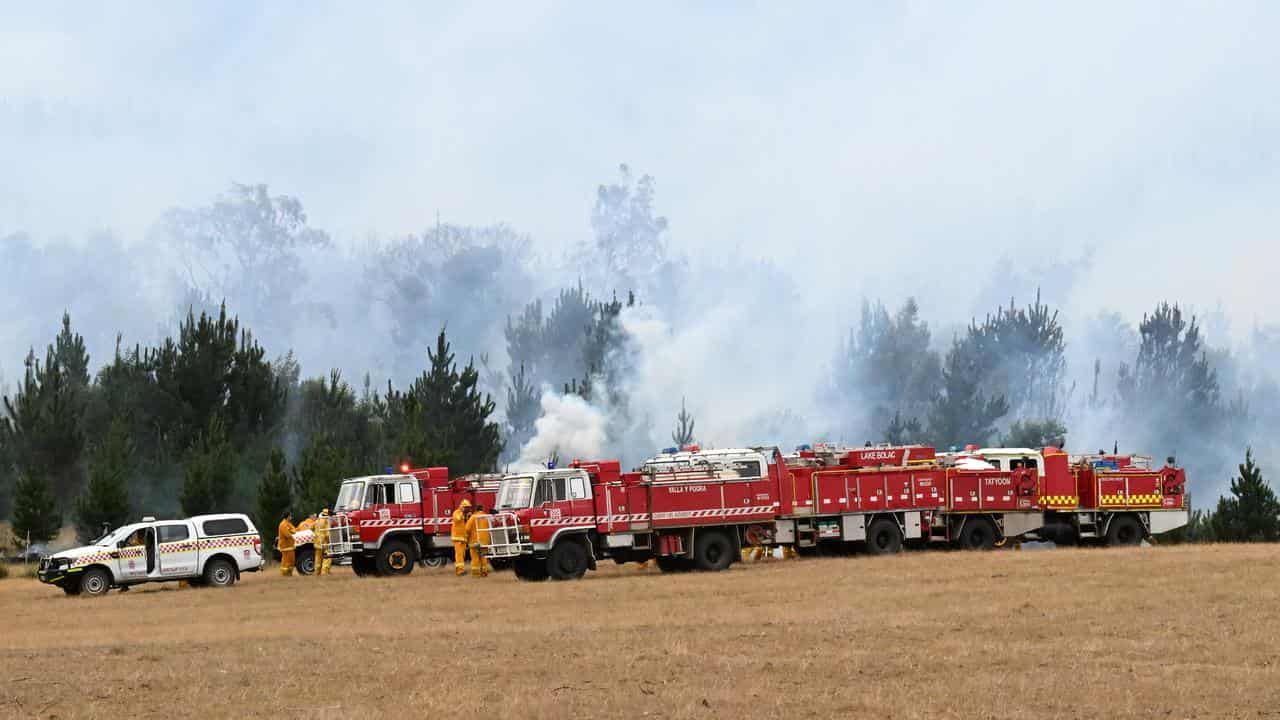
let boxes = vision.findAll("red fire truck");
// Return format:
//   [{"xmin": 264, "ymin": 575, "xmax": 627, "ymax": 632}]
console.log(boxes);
[
  {"xmin": 325, "ymin": 467, "xmax": 501, "ymax": 576},
  {"xmin": 483, "ymin": 443, "xmax": 1189, "ymax": 580},
  {"xmin": 775, "ymin": 443, "xmax": 1187, "ymax": 552},
  {"xmin": 484, "ymin": 450, "xmax": 783, "ymax": 580}
]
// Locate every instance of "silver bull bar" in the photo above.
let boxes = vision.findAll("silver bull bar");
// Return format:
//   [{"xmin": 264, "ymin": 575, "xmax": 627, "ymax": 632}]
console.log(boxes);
[
  {"xmin": 324, "ymin": 514, "xmax": 360, "ymax": 558},
  {"xmin": 483, "ymin": 511, "xmax": 531, "ymax": 559}
]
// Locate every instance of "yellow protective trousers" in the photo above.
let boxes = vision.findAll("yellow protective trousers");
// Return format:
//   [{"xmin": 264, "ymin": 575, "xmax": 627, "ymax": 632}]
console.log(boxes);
[
  {"xmin": 453, "ymin": 541, "xmax": 468, "ymax": 575},
  {"xmin": 470, "ymin": 545, "xmax": 489, "ymax": 576},
  {"xmin": 280, "ymin": 548, "xmax": 295, "ymax": 576}
]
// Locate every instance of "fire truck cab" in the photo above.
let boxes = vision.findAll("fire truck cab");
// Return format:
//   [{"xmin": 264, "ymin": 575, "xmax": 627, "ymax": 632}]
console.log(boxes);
[
  {"xmin": 485, "ymin": 453, "xmax": 777, "ymax": 581},
  {"xmin": 325, "ymin": 468, "xmax": 501, "ymax": 576}
]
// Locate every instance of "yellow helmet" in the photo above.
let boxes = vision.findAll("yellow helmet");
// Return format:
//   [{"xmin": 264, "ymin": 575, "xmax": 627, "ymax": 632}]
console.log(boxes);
[
  {"xmin": 320, "ymin": 508, "xmax": 329, "ymax": 517},
  {"xmin": 459, "ymin": 499, "xmax": 472, "ymax": 508}
]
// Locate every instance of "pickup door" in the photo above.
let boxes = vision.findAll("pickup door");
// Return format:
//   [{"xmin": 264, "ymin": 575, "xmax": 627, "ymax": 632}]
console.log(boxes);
[{"xmin": 156, "ymin": 522, "xmax": 198, "ymax": 578}]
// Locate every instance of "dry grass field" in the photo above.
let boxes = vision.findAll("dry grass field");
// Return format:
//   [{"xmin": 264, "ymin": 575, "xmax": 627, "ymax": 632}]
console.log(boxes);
[{"xmin": 1, "ymin": 544, "xmax": 1278, "ymax": 719}]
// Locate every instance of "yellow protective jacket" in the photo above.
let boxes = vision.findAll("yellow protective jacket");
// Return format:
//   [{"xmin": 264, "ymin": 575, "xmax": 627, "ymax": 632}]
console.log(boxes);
[
  {"xmin": 277, "ymin": 519, "xmax": 296, "ymax": 551},
  {"xmin": 314, "ymin": 515, "xmax": 330, "ymax": 544},
  {"xmin": 295, "ymin": 518, "xmax": 316, "ymax": 532},
  {"xmin": 451, "ymin": 501, "xmax": 471, "ymax": 542},
  {"xmin": 465, "ymin": 511, "xmax": 491, "ymax": 547}
]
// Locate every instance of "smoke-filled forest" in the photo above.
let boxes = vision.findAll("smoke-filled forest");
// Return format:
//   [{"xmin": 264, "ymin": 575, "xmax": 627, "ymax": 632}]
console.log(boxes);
[{"xmin": 2, "ymin": 165, "xmax": 1278, "ymax": 546}]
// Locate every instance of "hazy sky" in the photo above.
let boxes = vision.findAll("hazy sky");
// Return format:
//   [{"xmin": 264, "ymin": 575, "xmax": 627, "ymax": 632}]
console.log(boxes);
[{"xmin": 3, "ymin": 2, "xmax": 1278, "ymax": 335}]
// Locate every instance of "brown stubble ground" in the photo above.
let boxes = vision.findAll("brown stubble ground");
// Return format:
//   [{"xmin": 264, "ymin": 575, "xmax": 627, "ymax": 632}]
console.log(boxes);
[{"xmin": 1, "ymin": 544, "xmax": 1277, "ymax": 719}]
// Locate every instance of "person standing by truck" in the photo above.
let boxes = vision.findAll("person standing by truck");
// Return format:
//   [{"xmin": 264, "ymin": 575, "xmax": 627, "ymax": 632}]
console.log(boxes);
[
  {"xmin": 277, "ymin": 511, "xmax": 297, "ymax": 577},
  {"xmin": 451, "ymin": 499, "xmax": 472, "ymax": 576},
  {"xmin": 313, "ymin": 509, "xmax": 331, "ymax": 576},
  {"xmin": 465, "ymin": 504, "xmax": 491, "ymax": 577}
]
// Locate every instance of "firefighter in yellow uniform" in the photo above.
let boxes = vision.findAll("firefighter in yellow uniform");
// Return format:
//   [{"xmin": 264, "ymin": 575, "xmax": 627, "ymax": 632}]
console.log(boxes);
[
  {"xmin": 465, "ymin": 504, "xmax": 491, "ymax": 577},
  {"xmin": 451, "ymin": 499, "xmax": 472, "ymax": 576},
  {"xmin": 782, "ymin": 545, "xmax": 798, "ymax": 560},
  {"xmin": 296, "ymin": 514, "xmax": 316, "ymax": 533},
  {"xmin": 314, "ymin": 509, "xmax": 332, "ymax": 576},
  {"xmin": 277, "ymin": 511, "xmax": 296, "ymax": 576}
]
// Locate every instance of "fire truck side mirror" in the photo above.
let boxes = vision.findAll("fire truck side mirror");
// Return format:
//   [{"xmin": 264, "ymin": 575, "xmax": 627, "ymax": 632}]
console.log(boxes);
[{"xmin": 540, "ymin": 501, "xmax": 553, "ymax": 510}]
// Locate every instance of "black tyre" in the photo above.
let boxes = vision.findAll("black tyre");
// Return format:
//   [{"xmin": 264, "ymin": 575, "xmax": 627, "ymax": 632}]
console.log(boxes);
[
  {"xmin": 958, "ymin": 517, "xmax": 998, "ymax": 551},
  {"xmin": 693, "ymin": 530, "xmax": 734, "ymax": 571},
  {"xmin": 60, "ymin": 582, "xmax": 82, "ymax": 596},
  {"xmin": 1106, "ymin": 515, "xmax": 1143, "ymax": 547},
  {"xmin": 295, "ymin": 546, "xmax": 315, "ymax": 575},
  {"xmin": 203, "ymin": 558, "xmax": 237, "ymax": 588},
  {"xmin": 422, "ymin": 554, "xmax": 448, "ymax": 569},
  {"xmin": 351, "ymin": 555, "xmax": 376, "ymax": 576},
  {"xmin": 488, "ymin": 557, "xmax": 512, "ymax": 571},
  {"xmin": 513, "ymin": 556, "xmax": 550, "ymax": 581},
  {"xmin": 376, "ymin": 541, "xmax": 415, "ymax": 576},
  {"xmin": 655, "ymin": 556, "xmax": 692, "ymax": 573},
  {"xmin": 80, "ymin": 567, "xmax": 112, "ymax": 597},
  {"xmin": 864, "ymin": 519, "xmax": 903, "ymax": 556},
  {"xmin": 547, "ymin": 540, "xmax": 589, "ymax": 580}
]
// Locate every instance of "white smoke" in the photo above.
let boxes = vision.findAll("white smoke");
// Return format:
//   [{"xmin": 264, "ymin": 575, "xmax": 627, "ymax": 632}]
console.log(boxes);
[{"xmin": 512, "ymin": 390, "xmax": 610, "ymax": 472}]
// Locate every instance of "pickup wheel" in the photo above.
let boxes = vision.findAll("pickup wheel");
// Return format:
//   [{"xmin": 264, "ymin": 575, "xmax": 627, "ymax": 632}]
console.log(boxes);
[
  {"xmin": 422, "ymin": 554, "xmax": 448, "ymax": 569},
  {"xmin": 204, "ymin": 558, "xmax": 237, "ymax": 588},
  {"xmin": 295, "ymin": 546, "xmax": 315, "ymax": 575},
  {"xmin": 958, "ymin": 517, "xmax": 998, "ymax": 551},
  {"xmin": 60, "ymin": 582, "xmax": 82, "ymax": 596},
  {"xmin": 864, "ymin": 519, "xmax": 903, "ymax": 556},
  {"xmin": 80, "ymin": 568, "xmax": 112, "ymax": 597},
  {"xmin": 513, "ymin": 556, "xmax": 549, "ymax": 582},
  {"xmin": 693, "ymin": 530, "xmax": 734, "ymax": 571},
  {"xmin": 547, "ymin": 540, "xmax": 589, "ymax": 580},
  {"xmin": 376, "ymin": 541, "xmax": 415, "ymax": 576}
]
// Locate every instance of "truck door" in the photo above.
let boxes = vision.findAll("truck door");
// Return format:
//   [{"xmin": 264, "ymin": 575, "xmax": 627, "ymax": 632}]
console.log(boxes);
[
  {"xmin": 115, "ymin": 526, "xmax": 153, "ymax": 583},
  {"xmin": 155, "ymin": 522, "xmax": 197, "ymax": 578},
  {"xmin": 567, "ymin": 472, "xmax": 593, "ymax": 523}
]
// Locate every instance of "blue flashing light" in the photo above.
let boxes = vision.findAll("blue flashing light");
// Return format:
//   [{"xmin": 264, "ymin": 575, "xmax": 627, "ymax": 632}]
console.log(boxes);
[
  {"xmin": 795, "ymin": 444, "xmax": 812, "ymax": 452},
  {"xmin": 662, "ymin": 447, "xmax": 678, "ymax": 454},
  {"xmin": 546, "ymin": 460, "xmax": 557, "ymax": 469},
  {"xmin": 383, "ymin": 466, "xmax": 395, "ymax": 474}
]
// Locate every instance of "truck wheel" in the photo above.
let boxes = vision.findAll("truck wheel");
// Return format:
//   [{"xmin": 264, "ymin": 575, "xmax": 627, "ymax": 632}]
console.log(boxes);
[
  {"xmin": 513, "ymin": 556, "xmax": 550, "ymax": 581},
  {"xmin": 80, "ymin": 568, "xmax": 112, "ymax": 597},
  {"xmin": 547, "ymin": 540, "xmax": 589, "ymax": 580},
  {"xmin": 376, "ymin": 541, "xmax": 416, "ymax": 576},
  {"xmin": 203, "ymin": 558, "xmax": 237, "ymax": 588},
  {"xmin": 655, "ymin": 556, "xmax": 692, "ymax": 573},
  {"xmin": 295, "ymin": 547, "xmax": 315, "ymax": 575},
  {"xmin": 693, "ymin": 530, "xmax": 734, "ymax": 571},
  {"xmin": 351, "ymin": 555, "xmax": 375, "ymax": 576},
  {"xmin": 1106, "ymin": 515, "xmax": 1143, "ymax": 547},
  {"xmin": 864, "ymin": 519, "xmax": 903, "ymax": 556},
  {"xmin": 958, "ymin": 517, "xmax": 998, "ymax": 551}
]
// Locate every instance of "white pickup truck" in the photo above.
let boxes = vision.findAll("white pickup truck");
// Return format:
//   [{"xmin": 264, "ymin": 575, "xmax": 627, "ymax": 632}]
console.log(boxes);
[{"xmin": 37, "ymin": 513, "xmax": 264, "ymax": 596}]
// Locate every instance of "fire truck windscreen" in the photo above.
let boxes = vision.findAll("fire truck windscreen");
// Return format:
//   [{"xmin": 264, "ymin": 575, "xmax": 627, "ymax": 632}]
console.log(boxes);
[
  {"xmin": 334, "ymin": 481, "xmax": 365, "ymax": 512},
  {"xmin": 496, "ymin": 476, "xmax": 534, "ymax": 509}
]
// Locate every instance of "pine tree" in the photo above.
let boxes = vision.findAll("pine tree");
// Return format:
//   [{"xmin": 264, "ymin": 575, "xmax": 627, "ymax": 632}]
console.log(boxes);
[
  {"xmin": 180, "ymin": 416, "xmax": 237, "ymax": 516},
  {"xmin": 292, "ymin": 434, "xmax": 354, "ymax": 518},
  {"xmin": 927, "ymin": 336, "xmax": 1009, "ymax": 448},
  {"xmin": 11, "ymin": 471, "xmax": 60, "ymax": 546},
  {"xmin": 672, "ymin": 396, "xmax": 696, "ymax": 447},
  {"xmin": 1001, "ymin": 419, "xmax": 1067, "ymax": 449},
  {"xmin": 257, "ymin": 448, "xmax": 292, "ymax": 555},
  {"xmin": 74, "ymin": 415, "xmax": 132, "ymax": 543},
  {"xmin": 1211, "ymin": 448, "xmax": 1280, "ymax": 542},
  {"xmin": 884, "ymin": 411, "xmax": 923, "ymax": 445}
]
